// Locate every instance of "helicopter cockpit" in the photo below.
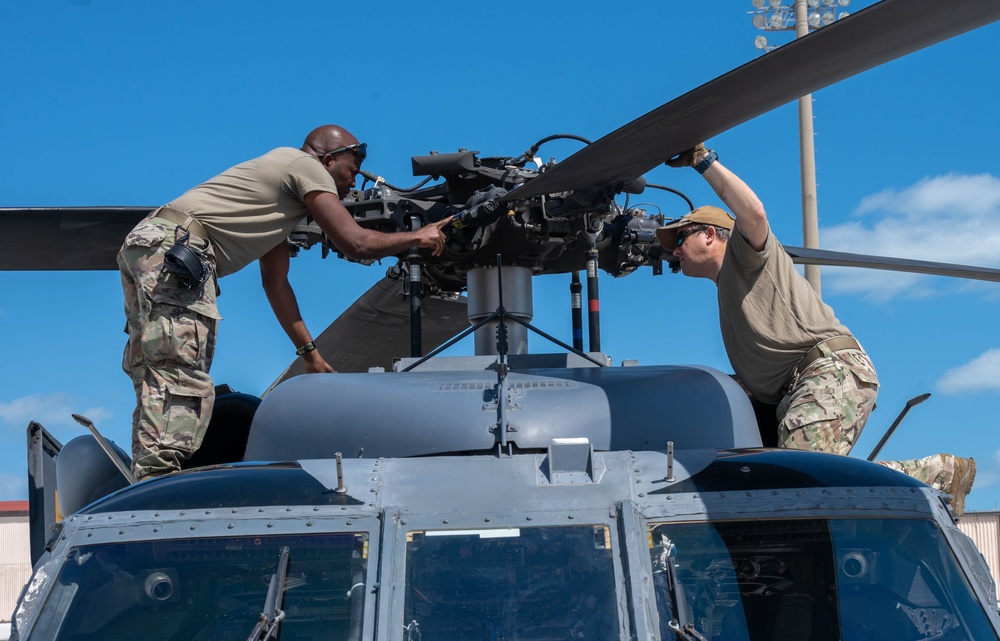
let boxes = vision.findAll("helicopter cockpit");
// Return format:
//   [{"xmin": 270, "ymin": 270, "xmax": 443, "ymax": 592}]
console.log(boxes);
[
  {"xmin": 17, "ymin": 479, "xmax": 1000, "ymax": 641},
  {"xmin": 649, "ymin": 516, "xmax": 997, "ymax": 641}
]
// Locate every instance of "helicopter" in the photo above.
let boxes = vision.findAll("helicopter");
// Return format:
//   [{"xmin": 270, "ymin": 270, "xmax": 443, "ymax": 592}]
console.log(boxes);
[{"xmin": 7, "ymin": 0, "xmax": 1000, "ymax": 638}]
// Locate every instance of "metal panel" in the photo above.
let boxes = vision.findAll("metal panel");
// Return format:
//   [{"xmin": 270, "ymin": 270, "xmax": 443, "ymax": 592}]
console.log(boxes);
[
  {"xmin": 0, "ymin": 518, "xmax": 31, "ymax": 624},
  {"xmin": 27, "ymin": 422, "xmax": 62, "ymax": 566},
  {"xmin": 959, "ymin": 511, "xmax": 1000, "ymax": 600}
]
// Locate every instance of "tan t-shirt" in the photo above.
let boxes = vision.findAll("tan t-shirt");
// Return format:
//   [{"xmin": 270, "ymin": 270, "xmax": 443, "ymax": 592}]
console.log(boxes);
[
  {"xmin": 717, "ymin": 228, "xmax": 851, "ymax": 404},
  {"xmin": 164, "ymin": 147, "xmax": 338, "ymax": 277}
]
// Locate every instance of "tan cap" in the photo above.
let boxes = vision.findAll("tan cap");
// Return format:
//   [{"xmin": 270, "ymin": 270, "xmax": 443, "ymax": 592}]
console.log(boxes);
[{"xmin": 655, "ymin": 206, "xmax": 735, "ymax": 251}]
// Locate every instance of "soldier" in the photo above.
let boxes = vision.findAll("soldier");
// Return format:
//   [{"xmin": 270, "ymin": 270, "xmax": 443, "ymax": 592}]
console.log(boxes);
[
  {"xmin": 118, "ymin": 125, "xmax": 450, "ymax": 480},
  {"xmin": 659, "ymin": 144, "xmax": 976, "ymax": 517}
]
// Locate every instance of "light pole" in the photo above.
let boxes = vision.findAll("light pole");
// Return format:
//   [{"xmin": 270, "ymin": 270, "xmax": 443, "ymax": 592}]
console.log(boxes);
[{"xmin": 749, "ymin": 0, "xmax": 851, "ymax": 295}]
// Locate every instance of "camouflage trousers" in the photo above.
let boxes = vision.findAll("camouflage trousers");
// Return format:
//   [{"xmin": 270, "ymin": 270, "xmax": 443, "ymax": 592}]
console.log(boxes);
[
  {"xmin": 875, "ymin": 454, "xmax": 957, "ymax": 494},
  {"xmin": 776, "ymin": 345, "xmax": 956, "ymax": 493},
  {"xmin": 777, "ymin": 346, "xmax": 879, "ymax": 456},
  {"xmin": 118, "ymin": 215, "xmax": 221, "ymax": 479}
]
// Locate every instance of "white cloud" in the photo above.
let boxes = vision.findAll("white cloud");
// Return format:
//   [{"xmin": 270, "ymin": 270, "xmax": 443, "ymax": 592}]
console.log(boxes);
[
  {"xmin": 820, "ymin": 174, "xmax": 1000, "ymax": 300},
  {"xmin": 937, "ymin": 349, "xmax": 1000, "ymax": 394},
  {"xmin": 0, "ymin": 393, "xmax": 113, "ymax": 430},
  {"xmin": 854, "ymin": 174, "xmax": 1000, "ymax": 218}
]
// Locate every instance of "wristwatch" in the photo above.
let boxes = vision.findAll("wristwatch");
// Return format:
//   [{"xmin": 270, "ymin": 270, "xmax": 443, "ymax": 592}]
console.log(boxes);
[
  {"xmin": 695, "ymin": 149, "xmax": 718, "ymax": 174},
  {"xmin": 295, "ymin": 341, "xmax": 317, "ymax": 356}
]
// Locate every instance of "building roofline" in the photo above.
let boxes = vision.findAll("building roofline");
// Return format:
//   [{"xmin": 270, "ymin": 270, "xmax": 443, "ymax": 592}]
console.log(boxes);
[{"xmin": 0, "ymin": 500, "xmax": 29, "ymax": 516}]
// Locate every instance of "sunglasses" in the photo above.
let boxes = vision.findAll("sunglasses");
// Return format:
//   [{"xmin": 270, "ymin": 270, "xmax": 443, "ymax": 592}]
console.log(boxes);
[
  {"xmin": 323, "ymin": 142, "xmax": 368, "ymax": 161},
  {"xmin": 675, "ymin": 226, "xmax": 707, "ymax": 247}
]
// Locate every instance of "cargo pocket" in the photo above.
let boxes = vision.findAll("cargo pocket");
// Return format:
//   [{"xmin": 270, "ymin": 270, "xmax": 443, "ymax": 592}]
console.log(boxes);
[
  {"xmin": 161, "ymin": 382, "xmax": 214, "ymax": 453},
  {"xmin": 141, "ymin": 303, "xmax": 218, "ymax": 371},
  {"xmin": 838, "ymin": 350, "xmax": 879, "ymax": 390}
]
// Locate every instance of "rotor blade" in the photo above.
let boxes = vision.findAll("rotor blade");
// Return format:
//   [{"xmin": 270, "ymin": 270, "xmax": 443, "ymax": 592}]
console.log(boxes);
[
  {"xmin": 505, "ymin": 0, "xmax": 1000, "ymax": 201},
  {"xmin": 784, "ymin": 246, "xmax": 1000, "ymax": 283},
  {"xmin": 0, "ymin": 207, "xmax": 153, "ymax": 270},
  {"xmin": 264, "ymin": 275, "xmax": 469, "ymax": 393}
]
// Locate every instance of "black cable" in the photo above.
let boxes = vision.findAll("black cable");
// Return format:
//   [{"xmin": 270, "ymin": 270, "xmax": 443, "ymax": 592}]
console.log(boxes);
[
  {"xmin": 645, "ymin": 182, "xmax": 694, "ymax": 212},
  {"xmin": 359, "ymin": 169, "xmax": 434, "ymax": 194},
  {"xmin": 518, "ymin": 134, "xmax": 593, "ymax": 164}
]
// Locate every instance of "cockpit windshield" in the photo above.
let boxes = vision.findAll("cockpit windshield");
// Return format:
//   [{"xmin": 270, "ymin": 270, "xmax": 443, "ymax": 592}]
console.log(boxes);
[
  {"xmin": 403, "ymin": 525, "xmax": 620, "ymax": 641},
  {"xmin": 28, "ymin": 532, "xmax": 367, "ymax": 641},
  {"xmin": 648, "ymin": 517, "xmax": 997, "ymax": 641}
]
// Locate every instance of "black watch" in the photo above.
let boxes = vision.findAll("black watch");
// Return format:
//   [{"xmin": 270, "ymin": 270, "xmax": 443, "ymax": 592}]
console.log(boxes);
[{"xmin": 695, "ymin": 149, "xmax": 718, "ymax": 174}]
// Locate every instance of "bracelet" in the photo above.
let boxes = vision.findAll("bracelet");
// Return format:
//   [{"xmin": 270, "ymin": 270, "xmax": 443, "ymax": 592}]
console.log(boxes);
[
  {"xmin": 694, "ymin": 149, "xmax": 718, "ymax": 174},
  {"xmin": 295, "ymin": 341, "xmax": 317, "ymax": 356}
]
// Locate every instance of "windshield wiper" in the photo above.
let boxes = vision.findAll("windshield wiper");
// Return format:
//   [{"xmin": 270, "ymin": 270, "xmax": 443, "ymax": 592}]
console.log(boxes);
[
  {"xmin": 659, "ymin": 540, "xmax": 708, "ymax": 641},
  {"xmin": 247, "ymin": 546, "xmax": 291, "ymax": 641}
]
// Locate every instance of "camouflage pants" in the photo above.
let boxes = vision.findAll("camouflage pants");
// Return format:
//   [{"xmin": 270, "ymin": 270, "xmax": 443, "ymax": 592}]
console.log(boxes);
[
  {"xmin": 777, "ymin": 346, "xmax": 879, "ymax": 456},
  {"xmin": 118, "ymin": 216, "xmax": 221, "ymax": 479},
  {"xmin": 777, "ymin": 346, "xmax": 956, "ymax": 493},
  {"xmin": 876, "ymin": 454, "xmax": 956, "ymax": 494}
]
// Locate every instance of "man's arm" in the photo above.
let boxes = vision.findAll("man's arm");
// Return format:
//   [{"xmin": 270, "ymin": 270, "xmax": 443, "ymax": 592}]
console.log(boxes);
[
  {"xmin": 259, "ymin": 241, "xmax": 334, "ymax": 373},
  {"xmin": 304, "ymin": 191, "xmax": 449, "ymax": 260},
  {"xmin": 671, "ymin": 146, "xmax": 770, "ymax": 251}
]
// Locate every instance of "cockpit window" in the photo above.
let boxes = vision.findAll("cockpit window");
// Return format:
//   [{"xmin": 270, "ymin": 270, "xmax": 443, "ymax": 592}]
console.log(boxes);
[
  {"xmin": 28, "ymin": 533, "xmax": 368, "ymax": 641},
  {"xmin": 648, "ymin": 517, "xmax": 997, "ymax": 641},
  {"xmin": 403, "ymin": 525, "xmax": 620, "ymax": 641}
]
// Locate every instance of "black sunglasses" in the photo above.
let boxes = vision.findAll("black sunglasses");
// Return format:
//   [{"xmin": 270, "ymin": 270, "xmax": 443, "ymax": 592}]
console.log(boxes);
[
  {"xmin": 675, "ymin": 226, "xmax": 707, "ymax": 247},
  {"xmin": 322, "ymin": 142, "xmax": 367, "ymax": 160}
]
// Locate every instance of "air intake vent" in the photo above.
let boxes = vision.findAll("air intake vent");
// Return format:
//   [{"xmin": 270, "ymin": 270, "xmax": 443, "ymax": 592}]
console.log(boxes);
[{"xmin": 436, "ymin": 380, "xmax": 576, "ymax": 392}]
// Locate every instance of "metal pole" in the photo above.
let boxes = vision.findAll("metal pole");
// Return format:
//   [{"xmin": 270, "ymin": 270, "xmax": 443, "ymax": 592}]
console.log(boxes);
[
  {"xmin": 407, "ymin": 216, "xmax": 423, "ymax": 357},
  {"xmin": 794, "ymin": 0, "xmax": 822, "ymax": 295},
  {"xmin": 585, "ymin": 249, "xmax": 601, "ymax": 353},
  {"xmin": 570, "ymin": 271, "xmax": 584, "ymax": 352}
]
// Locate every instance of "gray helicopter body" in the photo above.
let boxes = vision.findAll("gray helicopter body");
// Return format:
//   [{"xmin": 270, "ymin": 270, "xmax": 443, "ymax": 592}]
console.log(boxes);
[{"xmin": 12, "ymin": 353, "xmax": 1000, "ymax": 640}]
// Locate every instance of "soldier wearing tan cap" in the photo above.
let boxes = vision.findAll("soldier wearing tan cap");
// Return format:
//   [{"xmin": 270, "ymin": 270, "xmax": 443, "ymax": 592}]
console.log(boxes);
[{"xmin": 660, "ymin": 144, "xmax": 975, "ymax": 517}]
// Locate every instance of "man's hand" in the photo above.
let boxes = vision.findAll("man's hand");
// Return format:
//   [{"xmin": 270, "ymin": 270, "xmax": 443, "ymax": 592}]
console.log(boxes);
[
  {"xmin": 302, "ymin": 348, "xmax": 336, "ymax": 374},
  {"xmin": 415, "ymin": 216, "xmax": 452, "ymax": 256},
  {"xmin": 666, "ymin": 143, "xmax": 708, "ymax": 168}
]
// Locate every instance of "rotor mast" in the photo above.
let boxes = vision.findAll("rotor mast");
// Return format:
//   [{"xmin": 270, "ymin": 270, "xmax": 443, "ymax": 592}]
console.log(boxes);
[{"xmin": 467, "ymin": 266, "xmax": 533, "ymax": 355}]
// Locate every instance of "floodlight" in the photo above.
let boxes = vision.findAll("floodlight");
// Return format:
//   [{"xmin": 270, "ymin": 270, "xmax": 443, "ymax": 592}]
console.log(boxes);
[
  {"xmin": 838, "ymin": 11, "xmax": 850, "ymax": 19},
  {"xmin": 754, "ymin": 35, "xmax": 769, "ymax": 49},
  {"xmin": 752, "ymin": 14, "xmax": 767, "ymax": 28},
  {"xmin": 752, "ymin": 0, "xmax": 765, "ymax": 8},
  {"xmin": 808, "ymin": 12, "xmax": 821, "ymax": 27},
  {"xmin": 837, "ymin": 0, "xmax": 850, "ymax": 5},
  {"xmin": 821, "ymin": 10, "xmax": 835, "ymax": 24},
  {"xmin": 768, "ymin": 0, "xmax": 782, "ymax": 7},
  {"xmin": 770, "ymin": 13, "xmax": 783, "ymax": 27},
  {"xmin": 807, "ymin": 0, "xmax": 820, "ymax": 6},
  {"xmin": 821, "ymin": 0, "xmax": 834, "ymax": 5}
]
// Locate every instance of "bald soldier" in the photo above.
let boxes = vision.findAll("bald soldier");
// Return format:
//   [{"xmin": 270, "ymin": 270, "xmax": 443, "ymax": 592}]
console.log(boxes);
[
  {"xmin": 658, "ymin": 144, "xmax": 976, "ymax": 517},
  {"xmin": 118, "ymin": 125, "xmax": 450, "ymax": 480}
]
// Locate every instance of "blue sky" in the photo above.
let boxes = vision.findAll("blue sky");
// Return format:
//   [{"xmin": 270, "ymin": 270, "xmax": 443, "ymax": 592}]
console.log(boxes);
[{"xmin": 2, "ymin": 0, "xmax": 999, "ymax": 512}]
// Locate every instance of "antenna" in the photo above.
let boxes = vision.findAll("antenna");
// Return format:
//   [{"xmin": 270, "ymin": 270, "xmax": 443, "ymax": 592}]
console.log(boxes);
[
  {"xmin": 72, "ymin": 414, "xmax": 137, "ymax": 484},
  {"xmin": 866, "ymin": 393, "xmax": 931, "ymax": 461}
]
